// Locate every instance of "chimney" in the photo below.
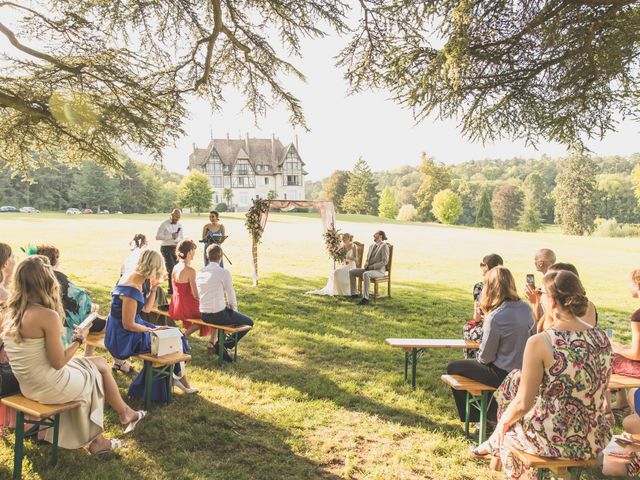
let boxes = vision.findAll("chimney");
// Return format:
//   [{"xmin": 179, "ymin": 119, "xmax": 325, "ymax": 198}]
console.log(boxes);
[
  {"xmin": 271, "ymin": 134, "xmax": 275, "ymax": 161},
  {"xmin": 294, "ymin": 134, "xmax": 298, "ymax": 151},
  {"xmin": 192, "ymin": 142, "xmax": 196, "ymax": 152},
  {"xmin": 245, "ymin": 132, "xmax": 249, "ymax": 152}
]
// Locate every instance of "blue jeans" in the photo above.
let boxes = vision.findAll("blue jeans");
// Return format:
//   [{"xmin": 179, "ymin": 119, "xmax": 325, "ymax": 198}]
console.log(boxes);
[{"xmin": 201, "ymin": 308, "xmax": 253, "ymax": 346}]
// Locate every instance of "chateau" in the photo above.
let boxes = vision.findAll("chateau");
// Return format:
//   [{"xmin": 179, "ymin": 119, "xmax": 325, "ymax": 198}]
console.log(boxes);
[{"xmin": 188, "ymin": 135, "xmax": 306, "ymax": 210}]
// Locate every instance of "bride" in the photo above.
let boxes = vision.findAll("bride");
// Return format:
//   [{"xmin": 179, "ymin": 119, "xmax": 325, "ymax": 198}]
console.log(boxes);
[
  {"xmin": 307, "ymin": 233, "xmax": 359, "ymax": 296},
  {"xmin": 333, "ymin": 234, "xmax": 358, "ymax": 295}
]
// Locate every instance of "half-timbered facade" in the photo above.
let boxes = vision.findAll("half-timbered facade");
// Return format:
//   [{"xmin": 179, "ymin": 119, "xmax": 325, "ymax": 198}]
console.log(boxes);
[{"xmin": 188, "ymin": 135, "xmax": 306, "ymax": 209}]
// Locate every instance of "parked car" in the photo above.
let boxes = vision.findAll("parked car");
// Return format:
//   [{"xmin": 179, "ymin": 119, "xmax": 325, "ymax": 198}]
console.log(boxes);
[
  {"xmin": 114, "ymin": 211, "xmax": 123, "ymax": 214},
  {"xmin": 0, "ymin": 206, "xmax": 18, "ymax": 212},
  {"xmin": 81, "ymin": 208, "xmax": 93, "ymax": 214},
  {"xmin": 19, "ymin": 206, "xmax": 40, "ymax": 213},
  {"xmin": 65, "ymin": 208, "xmax": 81, "ymax": 215},
  {"xmin": 98, "ymin": 210, "xmax": 110, "ymax": 214}
]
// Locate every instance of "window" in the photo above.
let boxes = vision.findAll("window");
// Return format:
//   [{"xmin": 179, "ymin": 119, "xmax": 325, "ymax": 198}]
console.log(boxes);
[
  {"xmin": 235, "ymin": 160, "xmax": 251, "ymax": 175},
  {"xmin": 264, "ymin": 177, "xmax": 269, "ymax": 185},
  {"xmin": 286, "ymin": 175, "xmax": 300, "ymax": 186},
  {"xmin": 283, "ymin": 150, "xmax": 301, "ymax": 185},
  {"xmin": 212, "ymin": 176, "xmax": 223, "ymax": 187}
]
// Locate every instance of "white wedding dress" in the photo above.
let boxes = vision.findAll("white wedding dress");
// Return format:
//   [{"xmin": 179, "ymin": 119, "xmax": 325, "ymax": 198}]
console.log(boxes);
[{"xmin": 307, "ymin": 244, "xmax": 358, "ymax": 296}]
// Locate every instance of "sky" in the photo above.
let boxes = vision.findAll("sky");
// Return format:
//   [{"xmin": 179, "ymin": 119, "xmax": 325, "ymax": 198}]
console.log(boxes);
[
  {"xmin": 164, "ymin": 30, "xmax": 640, "ymax": 181},
  {"xmin": 2, "ymin": 6, "xmax": 639, "ymax": 181}
]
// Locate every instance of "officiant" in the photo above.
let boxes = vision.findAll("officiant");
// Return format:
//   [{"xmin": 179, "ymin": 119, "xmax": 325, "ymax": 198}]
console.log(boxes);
[{"xmin": 201, "ymin": 210, "xmax": 226, "ymax": 267}]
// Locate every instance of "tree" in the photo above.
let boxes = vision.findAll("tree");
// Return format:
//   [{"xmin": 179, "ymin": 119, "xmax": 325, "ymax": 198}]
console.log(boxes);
[
  {"xmin": 397, "ymin": 204, "xmax": 418, "ymax": 222},
  {"xmin": 223, "ymin": 188, "xmax": 234, "ymax": 210},
  {"xmin": 553, "ymin": 152, "xmax": 598, "ymax": 235},
  {"xmin": 431, "ymin": 189, "xmax": 462, "ymax": 225},
  {"xmin": 267, "ymin": 190, "xmax": 277, "ymax": 200},
  {"xmin": 341, "ymin": 158, "xmax": 379, "ymax": 215},
  {"xmin": 321, "ymin": 170, "xmax": 351, "ymax": 212},
  {"xmin": 340, "ymin": 1, "xmax": 640, "ymax": 148},
  {"xmin": 68, "ymin": 161, "xmax": 120, "ymax": 211},
  {"xmin": 491, "ymin": 184, "xmax": 523, "ymax": 230},
  {"xmin": 378, "ymin": 186, "xmax": 399, "ymax": 219},
  {"xmin": 0, "ymin": 1, "xmax": 348, "ymax": 175},
  {"xmin": 475, "ymin": 189, "xmax": 493, "ymax": 228},
  {"xmin": 414, "ymin": 153, "xmax": 451, "ymax": 220},
  {"xmin": 595, "ymin": 174, "xmax": 638, "ymax": 223},
  {"xmin": 178, "ymin": 172, "xmax": 213, "ymax": 214},
  {"xmin": 518, "ymin": 173, "xmax": 545, "ymax": 232}
]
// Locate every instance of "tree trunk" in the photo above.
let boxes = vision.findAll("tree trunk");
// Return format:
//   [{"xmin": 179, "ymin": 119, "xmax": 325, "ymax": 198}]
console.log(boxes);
[{"xmin": 252, "ymin": 239, "xmax": 259, "ymax": 286}]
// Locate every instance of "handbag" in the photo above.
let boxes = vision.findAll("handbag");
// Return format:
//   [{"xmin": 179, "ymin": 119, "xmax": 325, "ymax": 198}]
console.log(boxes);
[{"xmin": 0, "ymin": 346, "xmax": 19, "ymax": 397}]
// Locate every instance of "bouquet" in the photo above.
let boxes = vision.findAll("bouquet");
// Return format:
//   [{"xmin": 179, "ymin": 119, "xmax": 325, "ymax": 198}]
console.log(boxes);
[{"xmin": 323, "ymin": 226, "xmax": 346, "ymax": 263}]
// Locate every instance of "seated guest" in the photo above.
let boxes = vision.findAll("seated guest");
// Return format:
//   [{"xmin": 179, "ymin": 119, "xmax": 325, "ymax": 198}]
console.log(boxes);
[
  {"xmin": 105, "ymin": 250, "xmax": 197, "ymax": 396},
  {"xmin": 523, "ymin": 248, "xmax": 556, "ymax": 325},
  {"xmin": 196, "ymin": 245, "xmax": 253, "ymax": 362},
  {"xmin": 535, "ymin": 262, "xmax": 597, "ymax": 332},
  {"xmin": 36, "ymin": 245, "xmax": 106, "ymax": 356},
  {"xmin": 464, "ymin": 254, "xmax": 504, "ymax": 359},
  {"xmin": 169, "ymin": 240, "xmax": 216, "ymax": 349},
  {"xmin": 0, "ymin": 243, "xmax": 15, "ymax": 302},
  {"xmin": 447, "ymin": 267, "xmax": 532, "ymax": 423},
  {"xmin": 609, "ymin": 269, "xmax": 640, "ymax": 409},
  {"xmin": 349, "ymin": 230, "xmax": 390, "ymax": 305},
  {"xmin": 603, "ymin": 388, "xmax": 640, "ymax": 477},
  {"xmin": 475, "ymin": 271, "xmax": 612, "ymax": 479},
  {"xmin": 120, "ymin": 234, "xmax": 148, "ymax": 279},
  {"xmin": 2, "ymin": 256, "xmax": 146, "ymax": 454}
]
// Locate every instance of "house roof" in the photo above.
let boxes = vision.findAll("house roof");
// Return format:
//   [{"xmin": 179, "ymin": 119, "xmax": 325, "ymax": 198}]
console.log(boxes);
[{"xmin": 189, "ymin": 137, "xmax": 304, "ymax": 173}]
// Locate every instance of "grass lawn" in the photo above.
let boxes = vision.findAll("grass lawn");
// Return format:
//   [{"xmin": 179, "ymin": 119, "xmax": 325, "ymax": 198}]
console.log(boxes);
[{"xmin": 0, "ymin": 211, "xmax": 637, "ymax": 479}]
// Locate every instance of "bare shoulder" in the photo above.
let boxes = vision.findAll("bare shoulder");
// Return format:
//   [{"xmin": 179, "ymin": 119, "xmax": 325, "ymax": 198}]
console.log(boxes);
[{"xmin": 22, "ymin": 305, "xmax": 60, "ymax": 335}]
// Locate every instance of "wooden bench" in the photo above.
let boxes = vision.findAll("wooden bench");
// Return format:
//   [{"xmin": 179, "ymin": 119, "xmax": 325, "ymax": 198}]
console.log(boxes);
[
  {"xmin": 359, "ymin": 244, "xmax": 394, "ymax": 300},
  {"xmin": 441, "ymin": 374, "xmax": 496, "ymax": 445},
  {"xmin": 608, "ymin": 373, "xmax": 640, "ymax": 390},
  {"xmin": 85, "ymin": 333, "xmax": 192, "ymax": 410},
  {"xmin": 1, "ymin": 394, "xmax": 82, "ymax": 480},
  {"xmin": 150, "ymin": 307, "xmax": 252, "ymax": 366},
  {"xmin": 386, "ymin": 338, "xmax": 480, "ymax": 389},
  {"xmin": 506, "ymin": 443, "xmax": 598, "ymax": 479}
]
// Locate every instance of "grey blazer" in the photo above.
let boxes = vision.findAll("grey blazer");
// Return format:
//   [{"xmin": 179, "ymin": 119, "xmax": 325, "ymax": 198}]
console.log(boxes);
[{"xmin": 365, "ymin": 242, "xmax": 390, "ymax": 271}]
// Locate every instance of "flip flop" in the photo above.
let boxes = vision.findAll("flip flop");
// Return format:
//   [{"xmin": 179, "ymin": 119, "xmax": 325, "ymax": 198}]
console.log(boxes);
[
  {"xmin": 123, "ymin": 410, "xmax": 147, "ymax": 434},
  {"xmin": 90, "ymin": 438, "xmax": 123, "ymax": 455}
]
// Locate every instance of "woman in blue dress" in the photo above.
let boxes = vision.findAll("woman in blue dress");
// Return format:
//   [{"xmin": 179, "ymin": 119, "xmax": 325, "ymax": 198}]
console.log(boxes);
[
  {"xmin": 105, "ymin": 250, "xmax": 197, "ymax": 401},
  {"xmin": 201, "ymin": 210, "xmax": 225, "ymax": 267}
]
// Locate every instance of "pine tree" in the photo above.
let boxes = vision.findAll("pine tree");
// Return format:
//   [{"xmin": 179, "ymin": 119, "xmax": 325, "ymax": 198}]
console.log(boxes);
[
  {"xmin": 431, "ymin": 189, "xmax": 462, "ymax": 224},
  {"xmin": 414, "ymin": 153, "xmax": 451, "ymax": 220},
  {"xmin": 378, "ymin": 186, "xmax": 399, "ymax": 219},
  {"xmin": 553, "ymin": 151, "xmax": 597, "ymax": 235},
  {"xmin": 341, "ymin": 158, "xmax": 379, "ymax": 215},
  {"xmin": 518, "ymin": 173, "xmax": 545, "ymax": 232},
  {"xmin": 475, "ymin": 189, "xmax": 494, "ymax": 228}
]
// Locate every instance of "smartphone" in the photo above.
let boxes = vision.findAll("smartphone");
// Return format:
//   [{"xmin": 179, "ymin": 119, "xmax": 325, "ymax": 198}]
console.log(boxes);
[
  {"xmin": 176, "ymin": 227, "xmax": 181, "ymax": 233},
  {"xmin": 526, "ymin": 274, "xmax": 535, "ymax": 287}
]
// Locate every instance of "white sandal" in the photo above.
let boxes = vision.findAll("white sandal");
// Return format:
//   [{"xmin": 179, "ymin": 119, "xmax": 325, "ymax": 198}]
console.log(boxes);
[
  {"xmin": 123, "ymin": 410, "xmax": 147, "ymax": 434},
  {"xmin": 90, "ymin": 438, "xmax": 123, "ymax": 455}
]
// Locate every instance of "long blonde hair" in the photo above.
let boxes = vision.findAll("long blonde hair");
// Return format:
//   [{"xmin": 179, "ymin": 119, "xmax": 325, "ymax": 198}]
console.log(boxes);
[
  {"xmin": 0, "ymin": 243, "xmax": 12, "ymax": 284},
  {"xmin": 480, "ymin": 266, "xmax": 520, "ymax": 314},
  {"xmin": 135, "ymin": 250, "xmax": 165, "ymax": 280},
  {"xmin": 1, "ymin": 256, "xmax": 65, "ymax": 343}
]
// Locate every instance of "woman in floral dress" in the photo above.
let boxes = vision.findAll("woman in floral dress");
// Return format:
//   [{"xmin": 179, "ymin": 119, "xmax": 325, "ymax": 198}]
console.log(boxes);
[
  {"xmin": 463, "ymin": 254, "xmax": 503, "ymax": 359},
  {"xmin": 473, "ymin": 270, "xmax": 612, "ymax": 479}
]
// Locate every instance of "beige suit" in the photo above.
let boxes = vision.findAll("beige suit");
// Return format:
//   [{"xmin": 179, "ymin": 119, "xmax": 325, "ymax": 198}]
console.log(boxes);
[{"xmin": 349, "ymin": 242, "xmax": 389, "ymax": 299}]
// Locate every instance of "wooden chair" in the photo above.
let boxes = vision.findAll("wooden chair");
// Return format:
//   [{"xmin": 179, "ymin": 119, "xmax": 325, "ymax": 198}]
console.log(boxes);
[
  {"xmin": 371, "ymin": 244, "xmax": 393, "ymax": 300},
  {"xmin": 354, "ymin": 241, "xmax": 364, "ymax": 269},
  {"xmin": 1, "ymin": 395, "xmax": 82, "ymax": 479}
]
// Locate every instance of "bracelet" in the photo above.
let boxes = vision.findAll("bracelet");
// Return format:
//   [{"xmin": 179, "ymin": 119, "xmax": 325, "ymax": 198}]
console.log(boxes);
[{"xmin": 72, "ymin": 336, "xmax": 85, "ymax": 346}]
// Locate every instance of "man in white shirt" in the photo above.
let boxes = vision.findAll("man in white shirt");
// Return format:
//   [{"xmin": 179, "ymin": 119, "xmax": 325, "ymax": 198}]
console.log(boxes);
[
  {"xmin": 196, "ymin": 245, "xmax": 253, "ymax": 361},
  {"xmin": 155, "ymin": 209, "xmax": 184, "ymax": 294}
]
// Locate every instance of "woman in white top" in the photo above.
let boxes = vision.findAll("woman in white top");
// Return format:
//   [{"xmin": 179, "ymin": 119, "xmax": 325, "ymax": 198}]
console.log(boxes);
[{"xmin": 120, "ymin": 234, "xmax": 148, "ymax": 279}]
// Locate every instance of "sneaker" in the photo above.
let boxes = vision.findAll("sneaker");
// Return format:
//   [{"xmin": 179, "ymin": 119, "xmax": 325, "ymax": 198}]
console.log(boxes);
[{"xmin": 358, "ymin": 298, "xmax": 370, "ymax": 305}]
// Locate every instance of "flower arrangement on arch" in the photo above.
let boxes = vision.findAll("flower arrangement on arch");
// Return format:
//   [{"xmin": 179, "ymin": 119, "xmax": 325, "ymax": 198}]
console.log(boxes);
[{"xmin": 323, "ymin": 226, "xmax": 346, "ymax": 263}]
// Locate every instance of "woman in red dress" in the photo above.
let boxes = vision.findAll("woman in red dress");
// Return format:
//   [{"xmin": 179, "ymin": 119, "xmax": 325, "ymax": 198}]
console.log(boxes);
[{"xmin": 169, "ymin": 240, "xmax": 216, "ymax": 350}]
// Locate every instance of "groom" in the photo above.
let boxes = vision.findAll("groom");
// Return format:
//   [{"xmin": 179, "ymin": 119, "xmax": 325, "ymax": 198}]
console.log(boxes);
[{"xmin": 349, "ymin": 230, "xmax": 390, "ymax": 305}]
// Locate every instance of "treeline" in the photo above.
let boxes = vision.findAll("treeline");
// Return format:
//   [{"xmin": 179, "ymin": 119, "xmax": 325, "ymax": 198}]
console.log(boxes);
[
  {"xmin": 0, "ymin": 158, "xmax": 183, "ymax": 213},
  {"xmin": 305, "ymin": 151, "xmax": 640, "ymax": 236}
]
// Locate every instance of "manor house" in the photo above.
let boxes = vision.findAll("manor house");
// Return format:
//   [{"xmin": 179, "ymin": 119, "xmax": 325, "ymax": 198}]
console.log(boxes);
[{"xmin": 188, "ymin": 134, "xmax": 306, "ymax": 210}]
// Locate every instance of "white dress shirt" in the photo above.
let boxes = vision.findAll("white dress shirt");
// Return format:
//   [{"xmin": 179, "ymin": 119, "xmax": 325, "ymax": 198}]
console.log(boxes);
[
  {"xmin": 155, "ymin": 219, "xmax": 184, "ymax": 247},
  {"xmin": 196, "ymin": 263, "xmax": 237, "ymax": 313}
]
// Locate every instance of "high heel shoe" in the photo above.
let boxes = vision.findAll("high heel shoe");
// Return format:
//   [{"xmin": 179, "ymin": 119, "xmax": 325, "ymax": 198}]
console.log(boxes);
[{"xmin": 172, "ymin": 375, "xmax": 198, "ymax": 394}]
